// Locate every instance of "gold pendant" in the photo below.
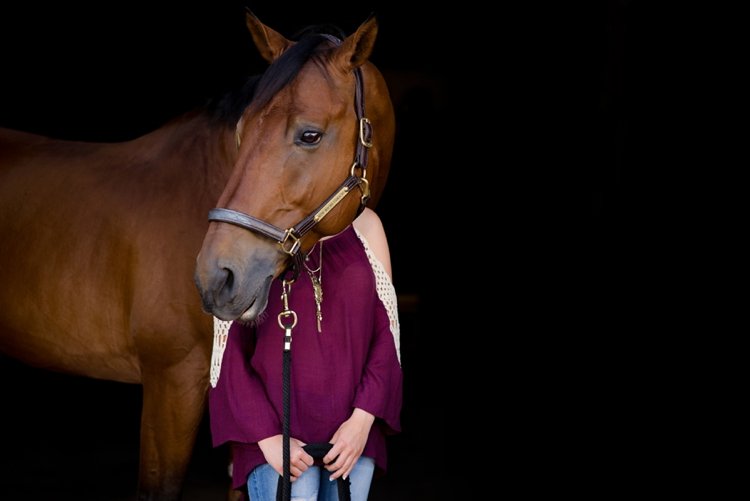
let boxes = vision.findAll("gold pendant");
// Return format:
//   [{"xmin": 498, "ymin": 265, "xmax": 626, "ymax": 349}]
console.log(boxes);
[{"xmin": 310, "ymin": 274, "xmax": 323, "ymax": 332}]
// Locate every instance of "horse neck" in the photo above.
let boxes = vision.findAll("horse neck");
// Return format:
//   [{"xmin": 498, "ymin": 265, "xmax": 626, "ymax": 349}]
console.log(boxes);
[{"xmin": 131, "ymin": 112, "xmax": 237, "ymax": 188}]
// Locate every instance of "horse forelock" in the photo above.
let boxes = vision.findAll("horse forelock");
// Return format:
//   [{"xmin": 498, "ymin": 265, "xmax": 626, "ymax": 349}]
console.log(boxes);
[
  {"xmin": 209, "ymin": 27, "xmax": 345, "ymax": 126},
  {"xmin": 250, "ymin": 35, "xmax": 337, "ymax": 113}
]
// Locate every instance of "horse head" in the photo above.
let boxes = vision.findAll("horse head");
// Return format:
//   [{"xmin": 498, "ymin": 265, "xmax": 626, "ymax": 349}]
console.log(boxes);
[{"xmin": 194, "ymin": 12, "xmax": 395, "ymax": 322}]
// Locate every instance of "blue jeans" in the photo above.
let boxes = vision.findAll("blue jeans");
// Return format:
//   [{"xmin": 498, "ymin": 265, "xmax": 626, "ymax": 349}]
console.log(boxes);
[{"xmin": 247, "ymin": 456, "xmax": 375, "ymax": 501}]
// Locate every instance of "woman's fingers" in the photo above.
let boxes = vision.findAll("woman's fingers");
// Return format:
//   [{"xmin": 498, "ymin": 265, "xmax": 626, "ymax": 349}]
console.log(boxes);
[{"xmin": 327, "ymin": 455, "xmax": 356, "ymax": 480}]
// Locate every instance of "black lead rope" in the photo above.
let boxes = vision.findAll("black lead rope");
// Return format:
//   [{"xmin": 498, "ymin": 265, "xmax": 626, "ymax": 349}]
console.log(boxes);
[
  {"xmin": 277, "ymin": 280, "xmax": 295, "ymax": 501},
  {"xmin": 276, "ymin": 280, "xmax": 351, "ymax": 501},
  {"xmin": 281, "ymin": 342, "xmax": 292, "ymax": 499}
]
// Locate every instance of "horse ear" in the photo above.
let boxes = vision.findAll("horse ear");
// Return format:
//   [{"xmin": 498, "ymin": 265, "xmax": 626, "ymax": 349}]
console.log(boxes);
[
  {"xmin": 245, "ymin": 10, "xmax": 292, "ymax": 63},
  {"xmin": 333, "ymin": 15, "xmax": 378, "ymax": 71}
]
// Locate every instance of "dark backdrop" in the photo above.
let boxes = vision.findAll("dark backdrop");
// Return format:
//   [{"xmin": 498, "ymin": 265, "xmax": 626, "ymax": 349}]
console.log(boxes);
[
  {"xmin": 0, "ymin": 2, "xmax": 452, "ymax": 499},
  {"xmin": 0, "ymin": 1, "xmax": 636, "ymax": 499}
]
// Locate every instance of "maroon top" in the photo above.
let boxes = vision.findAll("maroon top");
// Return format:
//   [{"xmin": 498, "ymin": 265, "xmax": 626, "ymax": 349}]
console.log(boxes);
[{"xmin": 208, "ymin": 225, "xmax": 403, "ymax": 490}]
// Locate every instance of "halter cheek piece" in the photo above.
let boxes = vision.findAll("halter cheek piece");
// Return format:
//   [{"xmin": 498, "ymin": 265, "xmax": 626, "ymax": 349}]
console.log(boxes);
[{"xmin": 207, "ymin": 35, "xmax": 373, "ymax": 282}]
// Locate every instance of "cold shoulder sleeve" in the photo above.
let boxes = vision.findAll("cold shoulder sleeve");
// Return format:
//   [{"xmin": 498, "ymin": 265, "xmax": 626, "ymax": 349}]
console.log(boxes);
[
  {"xmin": 208, "ymin": 321, "xmax": 281, "ymax": 446},
  {"xmin": 352, "ymin": 228, "xmax": 403, "ymax": 434}
]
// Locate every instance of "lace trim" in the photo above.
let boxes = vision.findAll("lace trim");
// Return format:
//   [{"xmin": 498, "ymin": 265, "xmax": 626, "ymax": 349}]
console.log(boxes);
[
  {"xmin": 210, "ymin": 317, "xmax": 233, "ymax": 388},
  {"xmin": 354, "ymin": 227, "xmax": 402, "ymax": 366}
]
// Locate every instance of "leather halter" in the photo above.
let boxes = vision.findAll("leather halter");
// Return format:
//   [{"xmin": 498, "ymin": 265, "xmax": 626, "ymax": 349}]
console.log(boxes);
[{"xmin": 207, "ymin": 36, "xmax": 372, "ymax": 281}]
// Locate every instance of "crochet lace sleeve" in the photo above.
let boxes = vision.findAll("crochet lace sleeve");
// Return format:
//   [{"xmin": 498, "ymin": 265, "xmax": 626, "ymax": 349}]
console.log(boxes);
[
  {"xmin": 210, "ymin": 317, "xmax": 233, "ymax": 388},
  {"xmin": 354, "ymin": 227, "xmax": 401, "ymax": 365}
]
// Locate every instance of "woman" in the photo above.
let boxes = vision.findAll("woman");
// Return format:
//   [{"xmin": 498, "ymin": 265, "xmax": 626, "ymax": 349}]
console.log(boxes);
[{"xmin": 209, "ymin": 207, "xmax": 403, "ymax": 500}]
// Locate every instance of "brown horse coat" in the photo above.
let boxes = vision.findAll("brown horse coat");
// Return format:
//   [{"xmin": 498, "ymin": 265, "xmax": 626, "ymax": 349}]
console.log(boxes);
[{"xmin": 0, "ymin": 11, "xmax": 394, "ymax": 501}]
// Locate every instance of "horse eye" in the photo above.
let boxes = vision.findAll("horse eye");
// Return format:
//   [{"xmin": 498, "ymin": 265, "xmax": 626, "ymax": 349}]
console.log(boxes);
[{"xmin": 298, "ymin": 130, "xmax": 323, "ymax": 145}]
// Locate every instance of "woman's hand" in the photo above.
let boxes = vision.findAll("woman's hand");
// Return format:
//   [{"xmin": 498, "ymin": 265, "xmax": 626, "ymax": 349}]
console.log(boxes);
[
  {"xmin": 258, "ymin": 434, "xmax": 314, "ymax": 481},
  {"xmin": 324, "ymin": 408, "xmax": 375, "ymax": 480}
]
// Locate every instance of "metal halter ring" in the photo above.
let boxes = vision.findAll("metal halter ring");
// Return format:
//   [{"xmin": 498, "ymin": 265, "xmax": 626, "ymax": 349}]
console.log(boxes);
[
  {"xmin": 350, "ymin": 162, "xmax": 369, "ymax": 203},
  {"xmin": 279, "ymin": 229, "xmax": 301, "ymax": 256}
]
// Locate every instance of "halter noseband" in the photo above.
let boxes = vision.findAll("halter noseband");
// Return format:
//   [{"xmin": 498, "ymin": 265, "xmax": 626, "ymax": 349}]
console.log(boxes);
[{"xmin": 207, "ymin": 36, "xmax": 372, "ymax": 280}]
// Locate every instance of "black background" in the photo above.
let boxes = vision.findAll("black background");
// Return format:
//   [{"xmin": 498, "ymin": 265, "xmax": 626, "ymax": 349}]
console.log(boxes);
[{"xmin": 0, "ymin": 1, "xmax": 639, "ymax": 499}]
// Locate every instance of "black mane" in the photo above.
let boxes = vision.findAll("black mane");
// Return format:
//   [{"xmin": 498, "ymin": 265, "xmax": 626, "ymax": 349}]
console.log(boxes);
[{"xmin": 207, "ymin": 24, "xmax": 346, "ymax": 125}]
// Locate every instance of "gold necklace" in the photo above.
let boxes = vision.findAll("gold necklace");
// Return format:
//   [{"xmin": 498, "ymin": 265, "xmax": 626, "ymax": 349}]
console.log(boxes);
[{"xmin": 303, "ymin": 242, "xmax": 323, "ymax": 332}]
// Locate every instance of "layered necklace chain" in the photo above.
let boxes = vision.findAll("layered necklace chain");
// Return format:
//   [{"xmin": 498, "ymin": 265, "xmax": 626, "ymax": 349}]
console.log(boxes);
[{"xmin": 303, "ymin": 241, "xmax": 323, "ymax": 332}]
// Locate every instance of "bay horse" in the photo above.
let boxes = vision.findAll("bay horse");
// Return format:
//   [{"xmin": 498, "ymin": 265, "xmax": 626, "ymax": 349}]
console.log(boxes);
[{"xmin": 0, "ymin": 11, "xmax": 394, "ymax": 500}]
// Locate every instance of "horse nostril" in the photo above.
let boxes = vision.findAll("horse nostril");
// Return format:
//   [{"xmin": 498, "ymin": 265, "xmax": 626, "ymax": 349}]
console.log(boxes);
[
  {"xmin": 221, "ymin": 267, "xmax": 235, "ymax": 295},
  {"xmin": 199, "ymin": 265, "xmax": 237, "ymax": 311}
]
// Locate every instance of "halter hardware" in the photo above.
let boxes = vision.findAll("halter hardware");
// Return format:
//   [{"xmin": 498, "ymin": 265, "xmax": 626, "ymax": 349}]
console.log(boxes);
[
  {"xmin": 351, "ymin": 162, "xmax": 370, "ymax": 206},
  {"xmin": 280, "ymin": 229, "xmax": 302, "ymax": 256},
  {"xmin": 359, "ymin": 117, "xmax": 373, "ymax": 148},
  {"xmin": 277, "ymin": 280, "xmax": 297, "ymax": 351}
]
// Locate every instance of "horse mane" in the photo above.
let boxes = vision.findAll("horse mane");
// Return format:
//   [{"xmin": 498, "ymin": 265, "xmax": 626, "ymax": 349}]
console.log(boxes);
[{"xmin": 206, "ymin": 24, "xmax": 346, "ymax": 125}]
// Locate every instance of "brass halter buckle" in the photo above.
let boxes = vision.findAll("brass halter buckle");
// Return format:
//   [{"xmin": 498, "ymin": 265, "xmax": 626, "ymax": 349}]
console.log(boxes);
[
  {"xmin": 277, "ymin": 280, "xmax": 297, "ymax": 351},
  {"xmin": 350, "ymin": 162, "xmax": 370, "ymax": 205},
  {"xmin": 279, "ymin": 229, "xmax": 301, "ymax": 256},
  {"xmin": 359, "ymin": 117, "xmax": 373, "ymax": 148}
]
